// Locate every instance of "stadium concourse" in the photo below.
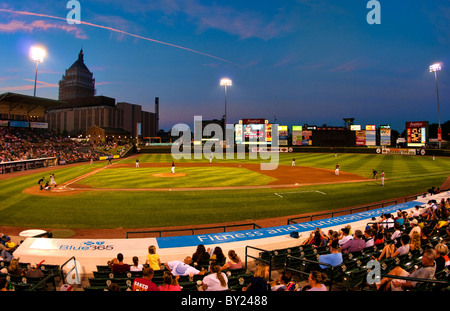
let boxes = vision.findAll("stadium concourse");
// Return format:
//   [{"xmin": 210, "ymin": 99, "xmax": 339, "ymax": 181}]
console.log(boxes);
[{"xmin": 9, "ymin": 189, "xmax": 450, "ymax": 291}]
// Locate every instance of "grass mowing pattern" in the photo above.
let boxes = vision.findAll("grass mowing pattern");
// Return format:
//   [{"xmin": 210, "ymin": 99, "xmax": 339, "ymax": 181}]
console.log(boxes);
[
  {"xmin": 78, "ymin": 166, "xmax": 276, "ymax": 189},
  {"xmin": 0, "ymin": 153, "xmax": 448, "ymax": 229}
]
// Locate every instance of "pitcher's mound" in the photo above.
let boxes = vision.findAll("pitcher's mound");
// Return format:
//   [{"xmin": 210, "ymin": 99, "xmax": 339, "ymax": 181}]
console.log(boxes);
[{"xmin": 152, "ymin": 173, "xmax": 187, "ymax": 178}]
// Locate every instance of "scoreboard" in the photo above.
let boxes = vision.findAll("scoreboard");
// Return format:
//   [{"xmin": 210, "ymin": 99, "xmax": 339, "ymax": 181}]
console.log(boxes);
[
  {"xmin": 236, "ymin": 119, "xmax": 271, "ymax": 145},
  {"xmin": 406, "ymin": 121, "xmax": 428, "ymax": 147}
]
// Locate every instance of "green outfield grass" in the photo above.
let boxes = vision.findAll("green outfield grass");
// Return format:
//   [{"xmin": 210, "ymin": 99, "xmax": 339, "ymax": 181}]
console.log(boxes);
[
  {"xmin": 0, "ymin": 153, "xmax": 449, "ymax": 230},
  {"xmin": 78, "ymin": 166, "xmax": 276, "ymax": 189}
]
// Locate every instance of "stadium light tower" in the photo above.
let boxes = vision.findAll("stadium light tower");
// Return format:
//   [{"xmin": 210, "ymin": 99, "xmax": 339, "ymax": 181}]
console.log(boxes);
[
  {"xmin": 429, "ymin": 63, "xmax": 442, "ymax": 149},
  {"xmin": 220, "ymin": 78, "xmax": 232, "ymax": 130},
  {"xmin": 30, "ymin": 46, "xmax": 46, "ymax": 97}
]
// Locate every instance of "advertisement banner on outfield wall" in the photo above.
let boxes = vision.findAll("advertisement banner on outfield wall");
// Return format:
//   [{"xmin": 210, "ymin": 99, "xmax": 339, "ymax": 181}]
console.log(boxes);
[
  {"xmin": 380, "ymin": 125, "xmax": 391, "ymax": 146},
  {"xmin": 302, "ymin": 130, "xmax": 312, "ymax": 146},
  {"xmin": 381, "ymin": 148, "xmax": 416, "ymax": 155},
  {"xmin": 278, "ymin": 125, "xmax": 288, "ymax": 146},
  {"xmin": 292, "ymin": 126, "xmax": 302, "ymax": 146},
  {"xmin": 365, "ymin": 125, "xmax": 376, "ymax": 146},
  {"xmin": 355, "ymin": 130, "xmax": 366, "ymax": 146}
]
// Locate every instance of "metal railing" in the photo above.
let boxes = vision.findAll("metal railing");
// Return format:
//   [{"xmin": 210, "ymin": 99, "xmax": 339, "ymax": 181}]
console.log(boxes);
[
  {"xmin": 244, "ymin": 245, "xmax": 275, "ymax": 280},
  {"xmin": 126, "ymin": 223, "xmax": 261, "ymax": 239},
  {"xmin": 60, "ymin": 256, "xmax": 81, "ymax": 286},
  {"xmin": 28, "ymin": 273, "xmax": 58, "ymax": 291},
  {"xmin": 284, "ymin": 254, "xmax": 336, "ymax": 291},
  {"xmin": 287, "ymin": 200, "xmax": 398, "ymax": 225},
  {"xmin": 377, "ymin": 271, "xmax": 450, "ymax": 291}
]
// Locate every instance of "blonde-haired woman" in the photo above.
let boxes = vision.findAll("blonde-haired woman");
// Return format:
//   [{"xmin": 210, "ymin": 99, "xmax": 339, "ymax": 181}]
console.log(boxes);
[
  {"xmin": 243, "ymin": 263, "xmax": 270, "ymax": 291},
  {"xmin": 7, "ymin": 259, "xmax": 24, "ymax": 276},
  {"xmin": 409, "ymin": 231, "xmax": 421, "ymax": 251},
  {"xmin": 435, "ymin": 243, "xmax": 449, "ymax": 273},
  {"xmin": 202, "ymin": 264, "xmax": 228, "ymax": 291}
]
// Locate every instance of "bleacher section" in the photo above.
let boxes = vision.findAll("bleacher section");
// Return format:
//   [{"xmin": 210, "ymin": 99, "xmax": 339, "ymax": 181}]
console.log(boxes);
[
  {"xmin": 84, "ymin": 266, "xmax": 253, "ymax": 291},
  {"xmin": 6, "ymin": 190, "xmax": 450, "ymax": 291},
  {"xmin": 0, "ymin": 126, "xmax": 128, "ymax": 171},
  {"xmin": 0, "ymin": 261, "xmax": 61, "ymax": 291}
]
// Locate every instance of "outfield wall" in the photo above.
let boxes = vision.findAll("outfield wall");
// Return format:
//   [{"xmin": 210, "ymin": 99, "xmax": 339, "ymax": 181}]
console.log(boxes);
[
  {"xmin": 137, "ymin": 145, "xmax": 450, "ymax": 156},
  {"xmin": 13, "ymin": 191, "xmax": 449, "ymax": 283}
]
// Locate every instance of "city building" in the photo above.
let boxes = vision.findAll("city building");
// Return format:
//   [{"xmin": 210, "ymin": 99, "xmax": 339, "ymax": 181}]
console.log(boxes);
[
  {"xmin": 58, "ymin": 49, "xmax": 96, "ymax": 101},
  {"xmin": 45, "ymin": 49, "xmax": 160, "ymax": 141},
  {"xmin": 45, "ymin": 95, "xmax": 159, "ymax": 139}
]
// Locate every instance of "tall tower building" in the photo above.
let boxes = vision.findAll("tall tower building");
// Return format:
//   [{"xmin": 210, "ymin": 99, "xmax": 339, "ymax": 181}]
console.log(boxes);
[{"xmin": 58, "ymin": 49, "xmax": 96, "ymax": 100}]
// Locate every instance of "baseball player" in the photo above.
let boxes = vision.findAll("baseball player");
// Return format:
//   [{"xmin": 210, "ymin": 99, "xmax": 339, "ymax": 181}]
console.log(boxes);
[{"xmin": 50, "ymin": 173, "xmax": 57, "ymax": 188}]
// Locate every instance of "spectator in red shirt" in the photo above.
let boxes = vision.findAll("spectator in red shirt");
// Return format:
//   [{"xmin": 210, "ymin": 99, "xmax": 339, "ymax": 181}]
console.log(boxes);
[{"xmin": 132, "ymin": 267, "xmax": 158, "ymax": 291}]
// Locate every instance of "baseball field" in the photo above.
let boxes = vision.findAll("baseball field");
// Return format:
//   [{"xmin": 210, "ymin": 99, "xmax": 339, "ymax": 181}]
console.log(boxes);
[{"xmin": 1, "ymin": 152, "xmax": 449, "ymax": 231}]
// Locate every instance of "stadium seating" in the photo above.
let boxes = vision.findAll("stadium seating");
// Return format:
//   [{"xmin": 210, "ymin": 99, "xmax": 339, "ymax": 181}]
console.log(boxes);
[
  {"xmin": 2, "ymin": 195, "xmax": 449, "ymax": 292},
  {"xmin": 0, "ymin": 127, "xmax": 126, "ymax": 167}
]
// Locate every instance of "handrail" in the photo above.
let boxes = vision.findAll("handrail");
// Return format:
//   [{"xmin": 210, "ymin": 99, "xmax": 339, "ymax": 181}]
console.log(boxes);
[
  {"xmin": 126, "ymin": 223, "xmax": 262, "ymax": 238},
  {"xmin": 378, "ymin": 272, "xmax": 450, "ymax": 290},
  {"xmin": 244, "ymin": 245, "xmax": 275, "ymax": 281},
  {"xmin": 27, "ymin": 273, "xmax": 58, "ymax": 291},
  {"xmin": 284, "ymin": 254, "xmax": 335, "ymax": 291},
  {"xmin": 60, "ymin": 256, "xmax": 80, "ymax": 285},
  {"xmin": 287, "ymin": 199, "xmax": 399, "ymax": 225}
]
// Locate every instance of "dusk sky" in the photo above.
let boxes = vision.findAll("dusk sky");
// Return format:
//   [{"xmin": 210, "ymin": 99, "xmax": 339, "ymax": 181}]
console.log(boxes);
[{"xmin": 0, "ymin": 1, "xmax": 449, "ymax": 133}]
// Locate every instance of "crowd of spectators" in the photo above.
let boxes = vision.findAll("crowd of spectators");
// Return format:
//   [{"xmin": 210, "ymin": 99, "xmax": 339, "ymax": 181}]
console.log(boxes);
[
  {"xmin": 101, "ymin": 246, "xmax": 246, "ymax": 292},
  {"xmin": 0, "ymin": 127, "xmax": 128, "ymax": 168},
  {"xmin": 295, "ymin": 196, "xmax": 450, "ymax": 291},
  {"xmin": 95, "ymin": 195, "xmax": 449, "ymax": 292}
]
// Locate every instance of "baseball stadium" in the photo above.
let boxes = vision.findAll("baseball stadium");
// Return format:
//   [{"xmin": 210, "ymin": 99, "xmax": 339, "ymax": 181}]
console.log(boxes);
[
  {"xmin": 1, "ymin": 118, "xmax": 450, "ymax": 294},
  {"xmin": 1, "ymin": 2, "xmax": 449, "ymax": 304}
]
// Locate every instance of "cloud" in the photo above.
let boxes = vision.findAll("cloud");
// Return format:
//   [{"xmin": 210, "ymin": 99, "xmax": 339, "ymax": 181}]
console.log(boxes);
[
  {"xmin": 89, "ymin": 0, "xmax": 297, "ymax": 40},
  {"xmin": 328, "ymin": 59, "xmax": 366, "ymax": 73},
  {"xmin": 0, "ymin": 19, "xmax": 87, "ymax": 39},
  {"xmin": 95, "ymin": 81, "xmax": 113, "ymax": 86},
  {"xmin": 182, "ymin": 2, "xmax": 295, "ymax": 40},
  {"xmin": 91, "ymin": 15, "xmax": 141, "ymax": 42},
  {"xmin": 0, "ymin": 79, "xmax": 58, "ymax": 92},
  {"xmin": 426, "ymin": 5, "xmax": 450, "ymax": 45},
  {"xmin": 273, "ymin": 54, "xmax": 299, "ymax": 68}
]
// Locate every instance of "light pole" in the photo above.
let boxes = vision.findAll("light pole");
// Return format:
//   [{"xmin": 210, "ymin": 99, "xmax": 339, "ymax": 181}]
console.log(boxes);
[
  {"xmin": 220, "ymin": 78, "xmax": 232, "ymax": 143},
  {"xmin": 429, "ymin": 63, "xmax": 442, "ymax": 149},
  {"xmin": 30, "ymin": 46, "xmax": 46, "ymax": 97},
  {"xmin": 220, "ymin": 78, "xmax": 232, "ymax": 126}
]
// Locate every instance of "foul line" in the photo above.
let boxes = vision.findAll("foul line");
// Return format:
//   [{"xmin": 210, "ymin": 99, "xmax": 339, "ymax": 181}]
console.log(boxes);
[
  {"xmin": 63, "ymin": 158, "xmax": 127, "ymax": 188},
  {"xmin": 274, "ymin": 190, "xmax": 327, "ymax": 198}
]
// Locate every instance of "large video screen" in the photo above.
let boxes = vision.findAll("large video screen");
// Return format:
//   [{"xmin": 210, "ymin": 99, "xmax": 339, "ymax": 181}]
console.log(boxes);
[
  {"xmin": 243, "ymin": 124, "xmax": 264, "ymax": 139},
  {"xmin": 236, "ymin": 119, "xmax": 270, "ymax": 144}
]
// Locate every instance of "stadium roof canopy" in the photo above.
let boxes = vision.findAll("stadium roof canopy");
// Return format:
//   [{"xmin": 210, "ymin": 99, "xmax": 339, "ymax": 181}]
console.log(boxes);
[{"xmin": 0, "ymin": 92, "xmax": 66, "ymax": 109}]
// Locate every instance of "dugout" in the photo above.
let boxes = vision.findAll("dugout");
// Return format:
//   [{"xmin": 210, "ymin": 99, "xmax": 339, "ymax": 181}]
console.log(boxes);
[{"xmin": 0, "ymin": 157, "xmax": 57, "ymax": 174}]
